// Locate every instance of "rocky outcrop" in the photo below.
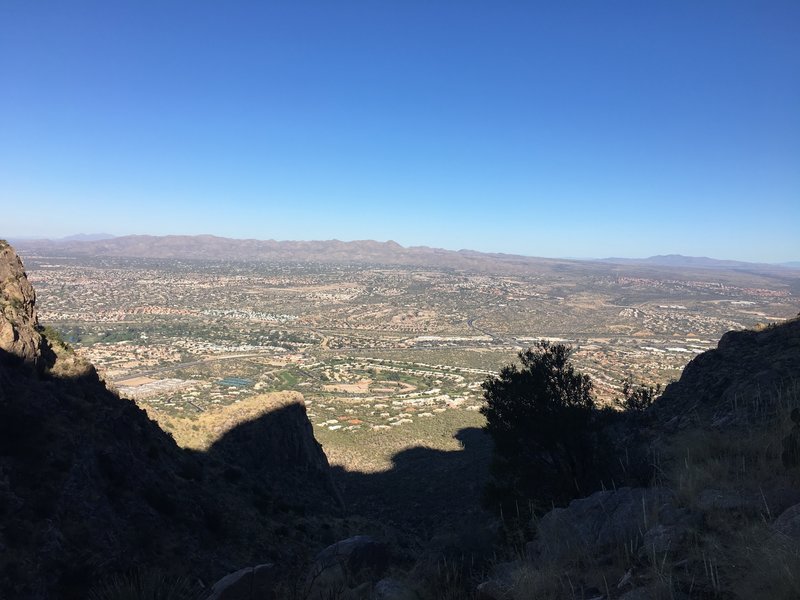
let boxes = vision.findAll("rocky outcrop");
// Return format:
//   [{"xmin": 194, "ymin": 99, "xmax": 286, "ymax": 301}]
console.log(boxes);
[
  {"xmin": 205, "ymin": 563, "xmax": 277, "ymax": 600},
  {"xmin": 773, "ymin": 503, "xmax": 800, "ymax": 544},
  {"xmin": 373, "ymin": 578, "xmax": 420, "ymax": 600},
  {"xmin": 305, "ymin": 536, "xmax": 390, "ymax": 600},
  {"xmin": 652, "ymin": 316, "xmax": 800, "ymax": 429},
  {"xmin": 0, "ymin": 242, "xmax": 346, "ymax": 600},
  {"xmin": 0, "ymin": 241, "xmax": 41, "ymax": 365},
  {"xmin": 535, "ymin": 487, "xmax": 689, "ymax": 561},
  {"xmin": 207, "ymin": 392, "xmax": 344, "ymax": 512}
]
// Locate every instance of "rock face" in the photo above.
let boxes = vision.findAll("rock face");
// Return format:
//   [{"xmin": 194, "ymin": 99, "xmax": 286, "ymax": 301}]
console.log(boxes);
[
  {"xmin": 205, "ymin": 563, "xmax": 277, "ymax": 600},
  {"xmin": 773, "ymin": 503, "xmax": 800, "ymax": 544},
  {"xmin": 305, "ymin": 536, "xmax": 390, "ymax": 600},
  {"xmin": 0, "ymin": 241, "xmax": 41, "ymax": 365},
  {"xmin": 373, "ymin": 577, "xmax": 420, "ymax": 600},
  {"xmin": 536, "ymin": 487, "xmax": 689, "ymax": 561},
  {"xmin": 652, "ymin": 316, "xmax": 800, "ymax": 428}
]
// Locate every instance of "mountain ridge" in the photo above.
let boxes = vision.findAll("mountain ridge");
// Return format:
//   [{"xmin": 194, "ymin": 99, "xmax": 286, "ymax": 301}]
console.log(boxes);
[
  {"xmin": 599, "ymin": 253, "xmax": 800, "ymax": 271},
  {"xmin": 12, "ymin": 234, "xmax": 799, "ymax": 276}
]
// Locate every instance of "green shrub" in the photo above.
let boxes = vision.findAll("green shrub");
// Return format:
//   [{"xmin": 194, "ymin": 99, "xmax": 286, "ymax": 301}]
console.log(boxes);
[{"xmin": 481, "ymin": 342, "xmax": 610, "ymax": 511}]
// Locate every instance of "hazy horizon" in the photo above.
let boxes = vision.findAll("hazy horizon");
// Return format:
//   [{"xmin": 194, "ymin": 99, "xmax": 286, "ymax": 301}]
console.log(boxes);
[
  {"xmin": 2, "ymin": 2, "xmax": 799, "ymax": 263},
  {"xmin": 7, "ymin": 231, "xmax": 800, "ymax": 266}
]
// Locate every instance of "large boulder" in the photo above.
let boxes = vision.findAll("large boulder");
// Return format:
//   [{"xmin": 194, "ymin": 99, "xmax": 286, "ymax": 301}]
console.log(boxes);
[
  {"xmin": 773, "ymin": 503, "xmax": 800, "ymax": 544},
  {"xmin": 476, "ymin": 579, "xmax": 513, "ymax": 600},
  {"xmin": 374, "ymin": 577, "xmax": 420, "ymax": 600},
  {"xmin": 305, "ymin": 536, "xmax": 389, "ymax": 599},
  {"xmin": 205, "ymin": 563, "xmax": 277, "ymax": 600},
  {"xmin": 536, "ymin": 487, "xmax": 680, "ymax": 560}
]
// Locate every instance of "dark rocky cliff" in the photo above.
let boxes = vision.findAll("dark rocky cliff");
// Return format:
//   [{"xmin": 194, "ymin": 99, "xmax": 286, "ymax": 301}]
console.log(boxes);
[
  {"xmin": 653, "ymin": 316, "xmax": 800, "ymax": 428},
  {"xmin": 0, "ymin": 241, "xmax": 343, "ymax": 600}
]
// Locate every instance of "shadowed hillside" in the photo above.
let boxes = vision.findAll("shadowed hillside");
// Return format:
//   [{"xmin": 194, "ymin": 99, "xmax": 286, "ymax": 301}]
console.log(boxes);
[
  {"xmin": 332, "ymin": 428, "xmax": 493, "ymax": 533},
  {"xmin": 0, "ymin": 242, "xmax": 353, "ymax": 599},
  {"xmin": 652, "ymin": 316, "xmax": 800, "ymax": 427}
]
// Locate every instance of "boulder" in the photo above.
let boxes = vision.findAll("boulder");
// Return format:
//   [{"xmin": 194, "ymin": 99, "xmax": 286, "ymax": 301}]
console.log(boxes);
[
  {"xmin": 206, "ymin": 563, "xmax": 277, "ymax": 600},
  {"xmin": 773, "ymin": 503, "xmax": 800, "ymax": 543},
  {"xmin": 306, "ymin": 536, "xmax": 389, "ymax": 599},
  {"xmin": 642, "ymin": 523, "xmax": 684, "ymax": 555},
  {"xmin": 476, "ymin": 579, "xmax": 513, "ymax": 600},
  {"xmin": 639, "ymin": 503, "xmax": 697, "ymax": 558},
  {"xmin": 618, "ymin": 588, "xmax": 659, "ymax": 600},
  {"xmin": 341, "ymin": 581, "xmax": 373, "ymax": 600},
  {"xmin": 374, "ymin": 577, "xmax": 420, "ymax": 600},
  {"xmin": 474, "ymin": 560, "xmax": 520, "ymax": 600},
  {"xmin": 536, "ymin": 487, "xmax": 675, "ymax": 560}
]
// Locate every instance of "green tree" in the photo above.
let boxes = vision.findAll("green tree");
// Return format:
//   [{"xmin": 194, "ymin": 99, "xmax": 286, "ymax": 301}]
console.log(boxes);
[{"xmin": 480, "ymin": 341, "xmax": 606, "ymax": 510}]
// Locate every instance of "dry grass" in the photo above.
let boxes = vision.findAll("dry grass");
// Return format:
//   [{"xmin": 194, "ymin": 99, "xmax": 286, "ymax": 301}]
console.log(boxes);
[
  {"xmin": 88, "ymin": 570, "xmax": 203, "ymax": 600},
  {"xmin": 728, "ymin": 522, "xmax": 800, "ymax": 599},
  {"xmin": 492, "ymin": 380, "xmax": 800, "ymax": 599},
  {"xmin": 508, "ymin": 561, "xmax": 583, "ymax": 600},
  {"xmin": 664, "ymin": 381, "xmax": 800, "ymax": 513},
  {"xmin": 141, "ymin": 391, "xmax": 306, "ymax": 450},
  {"xmin": 653, "ymin": 381, "xmax": 800, "ymax": 597}
]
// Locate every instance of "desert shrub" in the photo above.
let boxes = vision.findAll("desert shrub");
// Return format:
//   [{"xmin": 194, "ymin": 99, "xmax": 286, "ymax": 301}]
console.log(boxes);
[
  {"xmin": 616, "ymin": 378, "xmax": 661, "ymax": 413},
  {"xmin": 481, "ymin": 342, "xmax": 612, "ymax": 511},
  {"xmin": 39, "ymin": 324, "xmax": 69, "ymax": 349}
]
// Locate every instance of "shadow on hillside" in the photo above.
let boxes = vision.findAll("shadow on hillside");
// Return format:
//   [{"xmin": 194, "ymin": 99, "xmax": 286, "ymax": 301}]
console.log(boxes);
[
  {"xmin": 1, "ymin": 340, "xmax": 491, "ymax": 530},
  {"xmin": 202, "ymin": 405, "xmax": 494, "ymax": 532},
  {"xmin": 331, "ymin": 427, "xmax": 494, "ymax": 533},
  {"xmin": 1, "ymin": 344, "xmax": 495, "ymax": 598},
  {"xmin": 204, "ymin": 399, "xmax": 346, "ymax": 512}
]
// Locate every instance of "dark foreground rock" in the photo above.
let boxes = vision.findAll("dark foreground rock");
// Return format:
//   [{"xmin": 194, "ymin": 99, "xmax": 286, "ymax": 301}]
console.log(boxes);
[
  {"xmin": 0, "ymin": 242, "xmax": 346, "ymax": 600},
  {"xmin": 305, "ymin": 535, "xmax": 390, "ymax": 600}
]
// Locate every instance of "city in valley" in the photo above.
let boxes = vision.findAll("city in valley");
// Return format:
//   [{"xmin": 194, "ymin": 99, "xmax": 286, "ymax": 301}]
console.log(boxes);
[{"xmin": 21, "ymin": 248, "xmax": 799, "ymax": 471}]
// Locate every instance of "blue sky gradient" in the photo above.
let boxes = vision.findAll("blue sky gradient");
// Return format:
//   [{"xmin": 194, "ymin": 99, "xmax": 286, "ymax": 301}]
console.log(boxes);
[{"xmin": 1, "ymin": 1, "xmax": 798, "ymax": 261}]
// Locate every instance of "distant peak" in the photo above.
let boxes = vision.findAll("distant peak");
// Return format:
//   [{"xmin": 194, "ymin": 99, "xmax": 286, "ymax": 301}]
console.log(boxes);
[{"xmin": 61, "ymin": 233, "xmax": 116, "ymax": 242}]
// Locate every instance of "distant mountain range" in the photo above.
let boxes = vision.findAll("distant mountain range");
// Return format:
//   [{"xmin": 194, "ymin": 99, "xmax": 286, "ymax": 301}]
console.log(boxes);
[
  {"xmin": 59, "ymin": 232, "xmax": 116, "ymax": 242},
  {"xmin": 599, "ymin": 254, "xmax": 796, "ymax": 271},
  {"xmin": 9, "ymin": 234, "xmax": 800, "ymax": 275},
  {"xmin": 9, "ymin": 234, "xmax": 579, "ymax": 274}
]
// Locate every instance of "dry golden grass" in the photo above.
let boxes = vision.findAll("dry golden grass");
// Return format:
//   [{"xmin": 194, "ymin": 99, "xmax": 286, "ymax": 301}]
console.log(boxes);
[
  {"xmin": 651, "ymin": 382, "xmax": 800, "ymax": 597},
  {"xmin": 141, "ymin": 391, "xmax": 305, "ymax": 450}
]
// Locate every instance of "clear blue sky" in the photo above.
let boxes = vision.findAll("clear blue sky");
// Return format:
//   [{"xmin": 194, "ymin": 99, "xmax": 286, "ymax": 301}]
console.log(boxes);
[{"xmin": 1, "ymin": 1, "xmax": 798, "ymax": 262}]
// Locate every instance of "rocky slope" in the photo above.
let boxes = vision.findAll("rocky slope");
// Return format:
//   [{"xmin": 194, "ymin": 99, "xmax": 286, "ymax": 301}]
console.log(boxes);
[
  {"xmin": 475, "ymin": 315, "xmax": 800, "ymax": 600},
  {"xmin": 0, "ymin": 241, "xmax": 346, "ymax": 599},
  {"xmin": 653, "ymin": 315, "xmax": 800, "ymax": 428}
]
